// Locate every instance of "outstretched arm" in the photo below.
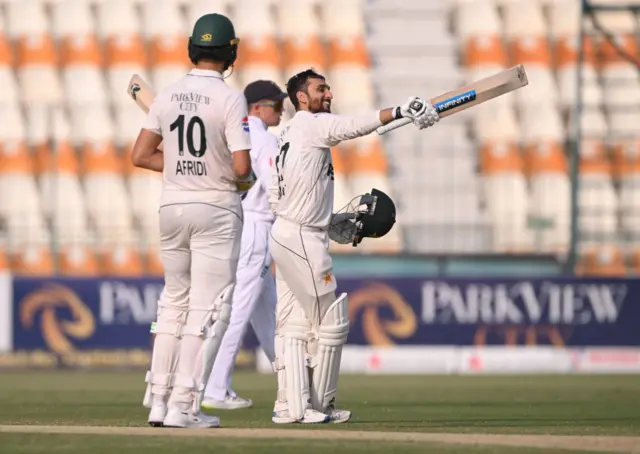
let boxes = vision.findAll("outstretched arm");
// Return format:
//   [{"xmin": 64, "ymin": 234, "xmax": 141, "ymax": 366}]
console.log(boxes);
[{"xmin": 314, "ymin": 97, "xmax": 439, "ymax": 147}]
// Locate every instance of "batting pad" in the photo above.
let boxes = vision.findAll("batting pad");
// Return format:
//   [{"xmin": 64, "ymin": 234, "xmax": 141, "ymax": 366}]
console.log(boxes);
[
  {"xmin": 311, "ymin": 293, "xmax": 349, "ymax": 412},
  {"xmin": 284, "ymin": 318, "xmax": 312, "ymax": 421},
  {"xmin": 143, "ymin": 306, "xmax": 186, "ymax": 408},
  {"xmin": 190, "ymin": 284, "xmax": 233, "ymax": 411}
]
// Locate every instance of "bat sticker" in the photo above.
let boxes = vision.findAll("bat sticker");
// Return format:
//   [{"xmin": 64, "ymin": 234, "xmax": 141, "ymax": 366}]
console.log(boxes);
[
  {"xmin": 434, "ymin": 90, "xmax": 477, "ymax": 114},
  {"xmin": 129, "ymin": 83, "xmax": 141, "ymax": 101}
]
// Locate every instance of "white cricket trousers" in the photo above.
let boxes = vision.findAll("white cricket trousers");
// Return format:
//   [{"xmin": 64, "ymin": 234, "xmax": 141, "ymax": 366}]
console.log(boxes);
[
  {"xmin": 149, "ymin": 202, "xmax": 242, "ymax": 405},
  {"xmin": 204, "ymin": 217, "xmax": 277, "ymax": 401},
  {"xmin": 268, "ymin": 217, "xmax": 338, "ymax": 333}
]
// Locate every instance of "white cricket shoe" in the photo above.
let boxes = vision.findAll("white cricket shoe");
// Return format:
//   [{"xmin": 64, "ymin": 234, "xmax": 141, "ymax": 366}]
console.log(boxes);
[
  {"xmin": 201, "ymin": 393, "xmax": 253, "ymax": 410},
  {"xmin": 148, "ymin": 404, "xmax": 167, "ymax": 427},
  {"xmin": 272, "ymin": 408, "xmax": 330, "ymax": 424},
  {"xmin": 163, "ymin": 407, "xmax": 220, "ymax": 429},
  {"xmin": 326, "ymin": 407, "xmax": 351, "ymax": 424}
]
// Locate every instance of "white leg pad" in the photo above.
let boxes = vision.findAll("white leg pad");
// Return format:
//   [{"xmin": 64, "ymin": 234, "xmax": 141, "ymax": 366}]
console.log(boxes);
[
  {"xmin": 283, "ymin": 317, "xmax": 312, "ymax": 421},
  {"xmin": 311, "ymin": 293, "xmax": 349, "ymax": 412},
  {"xmin": 187, "ymin": 283, "xmax": 233, "ymax": 411},
  {"xmin": 143, "ymin": 306, "xmax": 185, "ymax": 408}
]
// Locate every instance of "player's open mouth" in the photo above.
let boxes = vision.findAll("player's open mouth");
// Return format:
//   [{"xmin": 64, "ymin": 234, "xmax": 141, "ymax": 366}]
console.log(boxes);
[{"xmin": 323, "ymin": 100, "xmax": 331, "ymax": 108}]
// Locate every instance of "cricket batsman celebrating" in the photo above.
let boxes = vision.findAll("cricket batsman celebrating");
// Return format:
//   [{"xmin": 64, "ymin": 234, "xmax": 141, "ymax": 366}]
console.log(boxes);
[
  {"xmin": 202, "ymin": 80, "xmax": 287, "ymax": 410},
  {"xmin": 269, "ymin": 69, "xmax": 439, "ymax": 424},
  {"xmin": 131, "ymin": 13, "xmax": 254, "ymax": 428}
]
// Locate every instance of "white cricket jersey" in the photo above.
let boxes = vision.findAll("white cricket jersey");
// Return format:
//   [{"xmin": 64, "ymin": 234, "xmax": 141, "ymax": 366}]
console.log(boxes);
[
  {"xmin": 143, "ymin": 68, "xmax": 251, "ymax": 210},
  {"xmin": 242, "ymin": 116, "xmax": 277, "ymax": 223},
  {"xmin": 272, "ymin": 110, "xmax": 383, "ymax": 229}
]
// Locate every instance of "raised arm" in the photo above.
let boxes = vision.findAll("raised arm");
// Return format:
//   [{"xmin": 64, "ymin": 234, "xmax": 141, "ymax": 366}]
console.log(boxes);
[{"xmin": 313, "ymin": 97, "xmax": 439, "ymax": 147}]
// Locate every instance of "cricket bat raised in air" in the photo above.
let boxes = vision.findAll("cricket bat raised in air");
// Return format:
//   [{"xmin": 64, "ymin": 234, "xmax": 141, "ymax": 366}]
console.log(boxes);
[{"xmin": 376, "ymin": 65, "xmax": 529, "ymax": 135}]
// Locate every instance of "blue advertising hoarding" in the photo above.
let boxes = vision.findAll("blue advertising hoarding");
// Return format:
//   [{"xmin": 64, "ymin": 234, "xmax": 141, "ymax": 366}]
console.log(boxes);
[{"xmin": 8, "ymin": 276, "xmax": 639, "ymax": 368}]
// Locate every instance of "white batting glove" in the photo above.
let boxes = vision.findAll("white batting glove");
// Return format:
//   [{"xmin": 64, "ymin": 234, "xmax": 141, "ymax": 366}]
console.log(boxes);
[
  {"xmin": 414, "ymin": 103, "xmax": 440, "ymax": 130},
  {"xmin": 395, "ymin": 96, "xmax": 428, "ymax": 121}
]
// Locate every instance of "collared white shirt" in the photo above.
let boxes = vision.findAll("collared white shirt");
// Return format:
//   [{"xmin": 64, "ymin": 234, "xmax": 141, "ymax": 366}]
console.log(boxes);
[
  {"xmin": 144, "ymin": 68, "xmax": 251, "ymax": 209},
  {"xmin": 271, "ymin": 110, "xmax": 382, "ymax": 228}
]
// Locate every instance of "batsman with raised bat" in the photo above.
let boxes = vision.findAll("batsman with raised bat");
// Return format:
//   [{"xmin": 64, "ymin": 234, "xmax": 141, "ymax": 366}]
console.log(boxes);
[
  {"xmin": 131, "ymin": 13, "xmax": 254, "ymax": 429},
  {"xmin": 268, "ymin": 69, "xmax": 440, "ymax": 424}
]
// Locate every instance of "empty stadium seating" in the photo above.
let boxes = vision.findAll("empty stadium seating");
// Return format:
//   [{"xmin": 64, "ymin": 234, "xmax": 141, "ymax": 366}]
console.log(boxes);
[{"xmin": 0, "ymin": 0, "xmax": 637, "ymax": 275}]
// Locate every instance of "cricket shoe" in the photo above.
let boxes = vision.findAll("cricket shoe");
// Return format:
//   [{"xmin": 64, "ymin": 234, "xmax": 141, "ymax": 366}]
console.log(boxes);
[
  {"xmin": 148, "ymin": 403, "xmax": 167, "ymax": 427},
  {"xmin": 163, "ymin": 407, "xmax": 220, "ymax": 429},
  {"xmin": 326, "ymin": 407, "xmax": 351, "ymax": 424},
  {"xmin": 272, "ymin": 408, "xmax": 330, "ymax": 424},
  {"xmin": 201, "ymin": 393, "xmax": 253, "ymax": 410}
]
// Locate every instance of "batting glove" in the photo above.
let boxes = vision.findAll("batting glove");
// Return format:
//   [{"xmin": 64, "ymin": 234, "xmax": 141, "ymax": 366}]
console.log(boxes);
[
  {"xmin": 395, "ymin": 96, "xmax": 428, "ymax": 120},
  {"xmin": 414, "ymin": 103, "xmax": 440, "ymax": 130}
]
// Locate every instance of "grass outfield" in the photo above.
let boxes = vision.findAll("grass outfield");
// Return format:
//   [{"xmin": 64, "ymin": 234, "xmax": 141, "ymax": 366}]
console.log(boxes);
[{"xmin": 0, "ymin": 371, "xmax": 638, "ymax": 453}]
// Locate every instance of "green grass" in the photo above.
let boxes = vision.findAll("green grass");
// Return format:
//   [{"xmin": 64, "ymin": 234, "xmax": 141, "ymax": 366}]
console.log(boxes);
[
  {"xmin": 0, "ymin": 372, "xmax": 638, "ymax": 435},
  {"xmin": 0, "ymin": 371, "xmax": 638, "ymax": 453},
  {"xmin": 0, "ymin": 434, "xmax": 615, "ymax": 454}
]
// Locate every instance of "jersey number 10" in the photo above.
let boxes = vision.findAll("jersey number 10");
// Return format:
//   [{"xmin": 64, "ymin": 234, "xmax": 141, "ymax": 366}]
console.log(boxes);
[{"xmin": 170, "ymin": 115, "xmax": 207, "ymax": 158}]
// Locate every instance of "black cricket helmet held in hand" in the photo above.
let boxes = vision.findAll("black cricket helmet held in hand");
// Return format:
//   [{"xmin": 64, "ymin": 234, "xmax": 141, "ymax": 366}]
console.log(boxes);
[{"xmin": 354, "ymin": 188, "xmax": 396, "ymax": 244}]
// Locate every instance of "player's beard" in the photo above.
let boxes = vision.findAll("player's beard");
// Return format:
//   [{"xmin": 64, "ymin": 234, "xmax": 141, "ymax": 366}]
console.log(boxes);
[{"xmin": 310, "ymin": 96, "xmax": 331, "ymax": 114}]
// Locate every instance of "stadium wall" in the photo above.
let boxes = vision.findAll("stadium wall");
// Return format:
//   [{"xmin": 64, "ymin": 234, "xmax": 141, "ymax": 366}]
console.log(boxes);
[{"xmin": 1, "ymin": 274, "xmax": 639, "ymax": 373}]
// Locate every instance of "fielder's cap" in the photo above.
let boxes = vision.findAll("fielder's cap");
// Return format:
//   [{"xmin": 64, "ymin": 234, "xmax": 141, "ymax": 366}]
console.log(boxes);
[{"xmin": 244, "ymin": 80, "xmax": 287, "ymax": 104}]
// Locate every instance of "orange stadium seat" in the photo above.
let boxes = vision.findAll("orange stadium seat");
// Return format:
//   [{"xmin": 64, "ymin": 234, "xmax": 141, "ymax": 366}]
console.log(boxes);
[
  {"xmin": 503, "ymin": 0, "xmax": 547, "ymax": 39},
  {"xmin": 577, "ymin": 245, "xmax": 627, "ymax": 276},
  {"xmin": 0, "ymin": 31, "xmax": 19, "ymax": 107},
  {"xmin": 1, "ymin": 104, "xmax": 27, "ymax": 145},
  {"xmin": 60, "ymin": 34, "xmax": 108, "ymax": 107},
  {"xmin": 15, "ymin": 34, "xmax": 62, "ymax": 106},
  {"xmin": 549, "ymin": 0, "xmax": 581, "ymax": 38},
  {"xmin": 472, "ymin": 103, "xmax": 520, "ymax": 143},
  {"xmin": 58, "ymin": 244, "xmax": 100, "ymax": 277},
  {"xmin": 523, "ymin": 141, "xmax": 567, "ymax": 177},
  {"xmin": 233, "ymin": 0, "xmax": 283, "ymax": 86},
  {"xmin": 454, "ymin": 0, "xmax": 502, "ymax": 42},
  {"xmin": 143, "ymin": 0, "xmax": 191, "ymax": 90},
  {"xmin": 122, "ymin": 148, "xmax": 162, "ymax": 247},
  {"xmin": 529, "ymin": 171, "xmax": 571, "ymax": 253},
  {"xmin": 70, "ymin": 104, "xmax": 115, "ymax": 146},
  {"xmin": 480, "ymin": 141, "xmax": 524, "ymax": 175},
  {"xmin": 36, "ymin": 142, "xmax": 93, "ymax": 258},
  {"xmin": 463, "ymin": 35, "xmax": 507, "ymax": 69},
  {"xmin": 52, "ymin": 0, "xmax": 96, "ymax": 38},
  {"xmin": 612, "ymin": 139, "xmax": 640, "ymax": 179},
  {"xmin": 11, "ymin": 245, "xmax": 55, "ymax": 277},
  {"xmin": 105, "ymin": 34, "xmax": 148, "ymax": 107},
  {"xmin": 101, "ymin": 245, "xmax": 144, "ymax": 277},
  {"xmin": 0, "ymin": 140, "xmax": 54, "ymax": 275},
  {"xmin": 82, "ymin": 142, "xmax": 139, "ymax": 271},
  {"xmin": 345, "ymin": 136, "xmax": 401, "ymax": 253},
  {"xmin": 0, "ymin": 248, "xmax": 8, "ymax": 272},
  {"xmin": 520, "ymin": 104, "xmax": 565, "ymax": 146}
]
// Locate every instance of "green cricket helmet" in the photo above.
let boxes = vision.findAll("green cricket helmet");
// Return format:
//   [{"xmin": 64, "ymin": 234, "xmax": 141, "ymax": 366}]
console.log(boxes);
[{"xmin": 188, "ymin": 13, "xmax": 239, "ymax": 69}]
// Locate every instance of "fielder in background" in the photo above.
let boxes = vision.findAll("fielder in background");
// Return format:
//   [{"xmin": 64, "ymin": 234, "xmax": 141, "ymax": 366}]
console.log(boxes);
[
  {"xmin": 131, "ymin": 13, "xmax": 254, "ymax": 429},
  {"xmin": 269, "ymin": 69, "xmax": 440, "ymax": 424},
  {"xmin": 202, "ymin": 80, "xmax": 286, "ymax": 410}
]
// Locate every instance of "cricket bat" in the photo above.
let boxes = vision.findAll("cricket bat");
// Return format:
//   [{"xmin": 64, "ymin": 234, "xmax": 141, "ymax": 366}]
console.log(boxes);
[
  {"xmin": 127, "ymin": 74, "xmax": 156, "ymax": 114},
  {"xmin": 127, "ymin": 74, "xmax": 164, "ymax": 150},
  {"xmin": 376, "ymin": 65, "xmax": 529, "ymax": 135}
]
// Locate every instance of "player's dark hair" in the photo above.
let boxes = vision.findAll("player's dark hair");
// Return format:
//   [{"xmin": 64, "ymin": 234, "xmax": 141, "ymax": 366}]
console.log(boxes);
[
  {"xmin": 188, "ymin": 40, "xmax": 237, "ymax": 69},
  {"xmin": 286, "ymin": 69, "xmax": 325, "ymax": 110}
]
